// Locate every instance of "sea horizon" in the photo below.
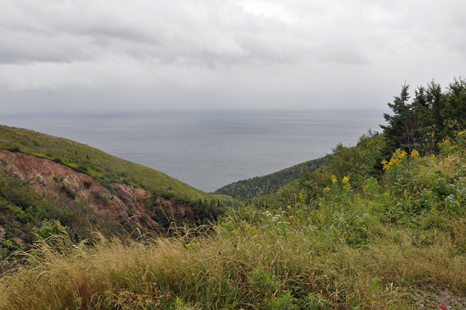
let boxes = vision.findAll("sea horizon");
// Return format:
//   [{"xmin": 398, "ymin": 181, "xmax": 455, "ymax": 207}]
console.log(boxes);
[{"xmin": 0, "ymin": 109, "xmax": 387, "ymax": 192}]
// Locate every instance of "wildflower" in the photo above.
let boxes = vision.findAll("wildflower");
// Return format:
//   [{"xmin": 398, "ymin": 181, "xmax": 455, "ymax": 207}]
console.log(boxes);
[
  {"xmin": 381, "ymin": 159, "xmax": 389, "ymax": 170},
  {"xmin": 287, "ymin": 205, "xmax": 292, "ymax": 210},
  {"xmin": 438, "ymin": 139, "xmax": 451, "ymax": 146},
  {"xmin": 323, "ymin": 186, "xmax": 331, "ymax": 192},
  {"xmin": 398, "ymin": 149, "xmax": 407, "ymax": 159},
  {"xmin": 342, "ymin": 176, "xmax": 350, "ymax": 184},
  {"xmin": 429, "ymin": 154, "xmax": 436, "ymax": 160},
  {"xmin": 410, "ymin": 149, "xmax": 419, "ymax": 158},
  {"xmin": 439, "ymin": 304, "xmax": 446, "ymax": 309},
  {"xmin": 331, "ymin": 175, "xmax": 337, "ymax": 183}
]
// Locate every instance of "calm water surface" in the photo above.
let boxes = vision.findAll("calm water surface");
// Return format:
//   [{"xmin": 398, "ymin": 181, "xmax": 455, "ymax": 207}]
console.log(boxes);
[{"xmin": 0, "ymin": 110, "xmax": 386, "ymax": 192}]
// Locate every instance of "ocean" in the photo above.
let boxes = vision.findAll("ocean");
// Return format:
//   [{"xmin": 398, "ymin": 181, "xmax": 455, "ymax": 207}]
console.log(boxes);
[{"xmin": 0, "ymin": 110, "xmax": 386, "ymax": 192}]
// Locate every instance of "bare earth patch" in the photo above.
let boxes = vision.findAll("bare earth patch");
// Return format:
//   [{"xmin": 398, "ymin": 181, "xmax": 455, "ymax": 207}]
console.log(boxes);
[{"xmin": 408, "ymin": 285, "xmax": 466, "ymax": 309}]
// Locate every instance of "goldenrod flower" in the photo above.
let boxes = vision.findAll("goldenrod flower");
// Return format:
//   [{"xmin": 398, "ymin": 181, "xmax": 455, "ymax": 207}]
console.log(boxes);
[
  {"xmin": 410, "ymin": 150, "xmax": 419, "ymax": 158},
  {"xmin": 323, "ymin": 186, "xmax": 331, "ymax": 192},
  {"xmin": 381, "ymin": 159, "xmax": 390, "ymax": 170},
  {"xmin": 342, "ymin": 176, "xmax": 350, "ymax": 184},
  {"xmin": 331, "ymin": 175, "xmax": 337, "ymax": 183}
]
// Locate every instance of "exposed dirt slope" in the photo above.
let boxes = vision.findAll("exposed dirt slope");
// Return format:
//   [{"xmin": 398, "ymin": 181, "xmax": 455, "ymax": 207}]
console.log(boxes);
[{"xmin": 0, "ymin": 150, "xmax": 157, "ymax": 228}]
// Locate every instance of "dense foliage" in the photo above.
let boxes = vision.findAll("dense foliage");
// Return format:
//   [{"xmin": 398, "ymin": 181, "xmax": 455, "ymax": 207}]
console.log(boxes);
[
  {"xmin": 381, "ymin": 78, "xmax": 466, "ymax": 156},
  {"xmin": 214, "ymin": 156, "xmax": 329, "ymax": 200}
]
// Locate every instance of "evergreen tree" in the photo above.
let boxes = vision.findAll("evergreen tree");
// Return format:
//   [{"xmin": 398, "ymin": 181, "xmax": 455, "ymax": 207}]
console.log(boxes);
[
  {"xmin": 381, "ymin": 84, "xmax": 420, "ymax": 153},
  {"xmin": 381, "ymin": 77, "xmax": 466, "ymax": 157}
]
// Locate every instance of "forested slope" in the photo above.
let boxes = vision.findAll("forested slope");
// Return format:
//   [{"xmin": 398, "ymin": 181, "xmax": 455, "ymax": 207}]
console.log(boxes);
[{"xmin": 214, "ymin": 156, "xmax": 329, "ymax": 200}]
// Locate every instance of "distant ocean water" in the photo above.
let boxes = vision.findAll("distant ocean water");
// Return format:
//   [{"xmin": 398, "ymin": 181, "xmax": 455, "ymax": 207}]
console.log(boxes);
[{"xmin": 0, "ymin": 110, "xmax": 386, "ymax": 192}]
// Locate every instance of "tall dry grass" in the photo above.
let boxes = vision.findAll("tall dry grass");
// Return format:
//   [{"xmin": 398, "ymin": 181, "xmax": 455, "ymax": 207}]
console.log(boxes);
[{"xmin": 0, "ymin": 212, "xmax": 465, "ymax": 310}]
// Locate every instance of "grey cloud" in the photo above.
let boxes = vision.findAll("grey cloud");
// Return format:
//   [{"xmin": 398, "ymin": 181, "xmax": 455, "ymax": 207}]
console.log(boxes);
[
  {"xmin": 0, "ymin": 0, "xmax": 465, "ymax": 113},
  {"xmin": 0, "ymin": 0, "xmax": 330, "ymax": 66}
]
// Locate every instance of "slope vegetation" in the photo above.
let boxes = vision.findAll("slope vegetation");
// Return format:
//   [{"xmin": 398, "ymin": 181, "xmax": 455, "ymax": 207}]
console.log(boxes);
[
  {"xmin": 0, "ymin": 125, "xmax": 224, "ymax": 254},
  {"xmin": 3, "ymin": 125, "xmax": 466, "ymax": 309},
  {"xmin": 1, "ymin": 77, "xmax": 466, "ymax": 309},
  {"xmin": 0, "ymin": 124, "xmax": 213, "ymax": 202},
  {"xmin": 214, "ymin": 156, "xmax": 329, "ymax": 200}
]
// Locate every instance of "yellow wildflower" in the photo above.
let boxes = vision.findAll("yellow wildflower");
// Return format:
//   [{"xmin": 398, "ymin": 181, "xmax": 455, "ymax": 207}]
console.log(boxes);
[
  {"xmin": 429, "ymin": 154, "xmax": 435, "ymax": 160},
  {"xmin": 323, "ymin": 186, "xmax": 331, "ymax": 192},
  {"xmin": 342, "ymin": 176, "xmax": 350, "ymax": 184},
  {"xmin": 397, "ymin": 149, "xmax": 407, "ymax": 159},
  {"xmin": 381, "ymin": 159, "xmax": 390, "ymax": 170},
  {"xmin": 410, "ymin": 150, "xmax": 420, "ymax": 158},
  {"xmin": 384, "ymin": 149, "xmax": 407, "ymax": 169},
  {"xmin": 331, "ymin": 175, "xmax": 337, "ymax": 183}
]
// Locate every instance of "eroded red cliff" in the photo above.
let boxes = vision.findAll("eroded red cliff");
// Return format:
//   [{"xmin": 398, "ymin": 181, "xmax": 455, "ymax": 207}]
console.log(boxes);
[{"xmin": 0, "ymin": 150, "xmax": 158, "ymax": 228}]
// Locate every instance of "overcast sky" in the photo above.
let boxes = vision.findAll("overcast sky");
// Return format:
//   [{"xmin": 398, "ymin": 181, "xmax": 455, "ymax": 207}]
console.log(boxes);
[{"xmin": 1, "ymin": 0, "xmax": 465, "ymax": 114}]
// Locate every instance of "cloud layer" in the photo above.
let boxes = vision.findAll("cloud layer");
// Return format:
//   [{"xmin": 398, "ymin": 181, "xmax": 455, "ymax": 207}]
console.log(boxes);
[{"xmin": 1, "ymin": 0, "xmax": 465, "ymax": 113}]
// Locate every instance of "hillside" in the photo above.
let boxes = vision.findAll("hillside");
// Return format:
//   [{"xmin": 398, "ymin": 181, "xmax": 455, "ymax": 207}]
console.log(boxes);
[
  {"xmin": 2, "ymin": 124, "xmax": 466, "ymax": 309},
  {"xmin": 214, "ymin": 156, "xmax": 330, "ymax": 200},
  {"xmin": 0, "ymin": 124, "xmax": 224, "ymax": 253},
  {"xmin": 0, "ymin": 124, "xmax": 214, "ymax": 202}
]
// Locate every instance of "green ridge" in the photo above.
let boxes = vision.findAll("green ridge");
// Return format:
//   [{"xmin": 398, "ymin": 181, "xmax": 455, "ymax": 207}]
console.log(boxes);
[
  {"xmin": 214, "ymin": 156, "xmax": 330, "ymax": 200},
  {"xmin": 0, "ymin": 124, "xmax": 214, "ymax": 203}
]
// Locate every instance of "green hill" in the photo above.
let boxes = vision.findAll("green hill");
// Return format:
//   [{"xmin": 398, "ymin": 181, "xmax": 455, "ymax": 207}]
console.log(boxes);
[
  {"xmin": 0, "ymin": 124, "xmax": 213, "ymax": 203},
  {"xmin": 0, "ymin": 124, "xmax": 224, "ymax": 251},
  {"xmin": 214, "ymin": 156, "xmax": 330, "ymax": 200}
]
